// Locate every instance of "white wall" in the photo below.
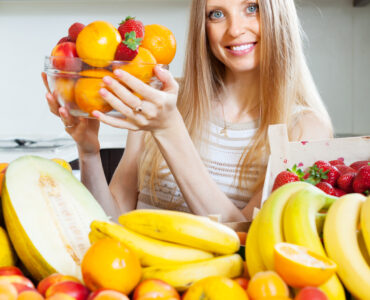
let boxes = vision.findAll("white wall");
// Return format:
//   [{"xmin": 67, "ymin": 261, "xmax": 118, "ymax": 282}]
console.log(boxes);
[{"xmin": 0, "ymin": 0, "xmax": 369, "ymax": 139}]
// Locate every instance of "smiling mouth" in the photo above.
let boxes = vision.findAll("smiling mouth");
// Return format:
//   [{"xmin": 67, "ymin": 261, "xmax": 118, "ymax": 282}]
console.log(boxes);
[{"xmin": 227, "ymin": 42, "xmax": 257, "ymax": 51}]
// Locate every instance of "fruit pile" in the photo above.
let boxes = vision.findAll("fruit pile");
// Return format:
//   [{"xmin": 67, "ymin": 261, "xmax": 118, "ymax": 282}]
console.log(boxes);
[
  {"xmin": 272, "ymin": 159, "xmax": 370, "ymax": 196},
  {"xmin": 48, "ymin": 17, "xmax": 176, "ymax": 115},
  {"xmin": 246, "ymin": 181, "xmax": 370, "ymax": 299}
]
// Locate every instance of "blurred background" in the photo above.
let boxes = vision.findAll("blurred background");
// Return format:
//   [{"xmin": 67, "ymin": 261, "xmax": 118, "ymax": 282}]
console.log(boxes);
[{"xmin": 0, "ymin": 0, "xmax": 369, "ymax": 160}]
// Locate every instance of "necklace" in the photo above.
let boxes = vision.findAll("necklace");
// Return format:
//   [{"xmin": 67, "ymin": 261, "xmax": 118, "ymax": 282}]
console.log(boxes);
[{"xmin": 219, "ymin": 100, "xmax": 228, "ymax": 137}]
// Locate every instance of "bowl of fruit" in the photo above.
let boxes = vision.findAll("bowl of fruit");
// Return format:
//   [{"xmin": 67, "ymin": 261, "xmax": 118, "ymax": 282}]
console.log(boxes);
[{"xmin": 44, "ymin": 18, "xmax": 176, "ymax": 117}]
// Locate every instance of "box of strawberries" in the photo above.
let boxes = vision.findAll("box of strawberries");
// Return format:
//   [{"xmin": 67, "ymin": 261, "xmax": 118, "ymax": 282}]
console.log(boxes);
[{"xmin": 261, "ymin": 124, "xmax": 370, "ymax": 203}]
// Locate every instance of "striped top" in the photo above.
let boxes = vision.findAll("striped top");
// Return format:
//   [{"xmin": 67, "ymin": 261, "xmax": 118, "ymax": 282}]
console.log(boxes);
[{"xmin": 136, "ymin": 118, "xmax": 264, "ymax": 212}]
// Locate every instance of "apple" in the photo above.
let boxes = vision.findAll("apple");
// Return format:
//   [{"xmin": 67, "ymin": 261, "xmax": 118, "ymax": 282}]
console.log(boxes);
[
  {"xmin": 37, "ymin": 273, "xmax": 81, "ymax": 296},
  {"xmin": 0, "ymin": 266, "xmax": 23, "ymax": 276},
  {"xmin": 51, "ymin": 42, "xmax": 80, "ymax": 72},
  {"xmin": 45, "ymin": 281, "xmax": 90, "ymax": 300},
  {"xmin": 133, "ymin": 279, "xmax": 180, "ymax": 300},
  {"xmin": 57, "ymin": 36, "xmax": 71, "ymax": 45},
  {"xmin": 88, "ymin": 289, "xmax": 129, "ymax": 300},
  {"xmin": 295, "ymin": 287, "xmax": 328, "ymax": 300}
]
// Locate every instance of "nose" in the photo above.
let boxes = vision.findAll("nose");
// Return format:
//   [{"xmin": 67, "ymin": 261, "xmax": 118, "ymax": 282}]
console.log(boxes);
[{"xmin": 227, "ymin": 13, "xmax": 247, "ymax": 38}]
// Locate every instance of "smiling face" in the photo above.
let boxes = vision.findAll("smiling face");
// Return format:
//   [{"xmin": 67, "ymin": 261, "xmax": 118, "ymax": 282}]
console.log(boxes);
[{"xmin": 206, "ymin": 0, "xmax": 261, "ymax": 74}]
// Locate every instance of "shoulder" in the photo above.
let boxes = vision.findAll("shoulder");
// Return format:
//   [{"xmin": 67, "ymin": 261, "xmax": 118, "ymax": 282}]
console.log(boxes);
[{"xmin": 289, "ymin": 109, "xmax": 333, "ymax": 142}]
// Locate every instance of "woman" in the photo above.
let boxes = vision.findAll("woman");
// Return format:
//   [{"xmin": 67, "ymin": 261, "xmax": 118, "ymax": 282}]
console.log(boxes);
[{"xmin": 44, "ymin": 0, "xmax": 333, "ymax": 222}]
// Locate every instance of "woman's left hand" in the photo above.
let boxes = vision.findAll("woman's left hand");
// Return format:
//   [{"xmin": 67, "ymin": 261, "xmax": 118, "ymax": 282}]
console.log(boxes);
[{"xmin": 92, "ymin": 66, "xmax": 179, "ymax": 133}]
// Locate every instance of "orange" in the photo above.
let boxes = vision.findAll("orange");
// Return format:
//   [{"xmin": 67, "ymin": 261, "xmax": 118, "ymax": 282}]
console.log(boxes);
[
  {"xmin": 132, "ymin": 279, "xmax": 180, "ymax": 300},
  {"xmin": 74, "ymin": 69, "xmax": 114, "ymax": 114},
  {"xmin": 81, "ymin": 238, "xmax": 141, "ymax": 294},
  {"xmin": 141, "ymin": 24, "xmax": 176, "ymax": 65},
  {"xmin": 17, "ymin": 290, "xmax": 44, "ymax": 300},
  {"xmin": 246, "ymin": 271, "xmax": 289, "ymax": 299},
  {"xmin": 116, "ymin": 47, "xmax": 157, "ymax": 83},
  {"xmin": 183, "ymin": 276, "xmax": 249, "ymax": 300},
  {"xmin": 76, "ymin": 21, "xmax": 121, "ymax": 67},
  {"xmin": 274, "ymin": 242, "xmax": 337, "ymax": 288},
  {"xmin": 54, "ymin": 77, "xmax": 76, "ymax": 103}
]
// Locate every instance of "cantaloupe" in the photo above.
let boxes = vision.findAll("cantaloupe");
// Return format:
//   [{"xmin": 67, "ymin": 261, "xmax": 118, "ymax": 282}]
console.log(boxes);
[{"xmin": 1, "ymin": 155, "xmax": 109, "ymax": 281}]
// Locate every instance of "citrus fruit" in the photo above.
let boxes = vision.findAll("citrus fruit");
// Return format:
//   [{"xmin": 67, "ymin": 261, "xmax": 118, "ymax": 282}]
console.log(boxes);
[
  {"xmin": 133, "ymin": 279, "xmax": 180, "ymax": 300},
  {"xmin": 183, "ymin": 276, "xmax": 249, "ymax": 300},
  {"xmin": 141, "ymin": 24, "xmax": 176, "ymax": 65},
  {"xmin": 116, "ymin": 47, "xmax": 156, "ymax": 83},
  {"xmin": 76, "ymin": 20, "xmax": 121, "ymax": 67},
  {"xmin": 246, "ymin": 271, "xmax": 289, "ymax": 299},
  {"xmin": 81, "ymin": 238, "xmax": 142, "ymax": 294},
  {"xmin": 54, "ymin": 77, "xmax": 76, "ymax": 103},
  {"xmin": 74, "ymin": 69, "xmax": 114, "ymax": 114},
  {"xmin": 274, "ymin": 242, "xmax": 337, "ymax": 288},
  {"xmin": 51, "ymin": 158, "xmax": 73, "ymax": 172}
]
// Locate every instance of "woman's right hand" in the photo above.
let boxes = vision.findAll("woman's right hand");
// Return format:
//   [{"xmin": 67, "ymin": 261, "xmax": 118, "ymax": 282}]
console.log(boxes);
[{"xmin": 42, "ymin": 72, "xmax": 101, "ymax": 155}]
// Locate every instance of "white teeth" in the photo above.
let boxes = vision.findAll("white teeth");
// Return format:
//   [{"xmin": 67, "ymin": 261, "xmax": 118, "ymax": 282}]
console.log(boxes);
[{"xmin": 230, "ymin": 44, "xmax": 254, "ymax": 51}]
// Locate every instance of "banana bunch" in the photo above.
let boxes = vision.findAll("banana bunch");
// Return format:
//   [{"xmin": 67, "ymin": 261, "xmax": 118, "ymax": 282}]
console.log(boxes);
[
  {"xmin": 90, "ymin": 210, "xmax": 243, "ymax": 291},
  {"xmin": 0, "ymin": 226, "xmax": 16, "ymax": 267},
  {"xmin": 245, "ymin": 182, "xmax": 346, "ymax": 300},
  {"xmin": 323, "ymin": 194, "xmax": 370, "ymax": 299}
]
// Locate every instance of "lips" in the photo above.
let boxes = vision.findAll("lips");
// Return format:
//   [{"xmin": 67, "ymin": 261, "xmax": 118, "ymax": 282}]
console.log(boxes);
[{"xmin": 226, "ymin": 42, "xmax": 257, "ymax": 56}]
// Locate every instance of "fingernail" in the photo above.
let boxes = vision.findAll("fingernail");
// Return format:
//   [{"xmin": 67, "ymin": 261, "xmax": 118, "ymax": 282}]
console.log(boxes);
[
  {"xmin": 99, "ymin": 88, "xmax": 108, "ymax": 96},
  {"xmin": 103, "ymin": 76, "xmax": 112, "ymax": 84},
  {"xmin": 114, "ymin": 69, "xmax": 123, "ymax": 77},
  {"xmin": 92, "ymin": 111, "xmax": 100, "ymax": 118}
]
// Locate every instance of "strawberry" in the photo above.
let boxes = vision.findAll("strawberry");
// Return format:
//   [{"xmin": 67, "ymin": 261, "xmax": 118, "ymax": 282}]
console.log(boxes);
[
  {"xmin": 337, "ymin": 172, "xmax": 356, "ymax": 193},
  {"xmin": 349, "ymin": 160, "xmax": 370, "ymax": 171},
  {"xmin": 316, "ymin": 182, "xmax": 336, "ymax": 196},
  {"xmin": 57, "ymin": 36, "xmax": 71, "ymax": 45},
  {"xmin": 329, "ymin": 158, "xmax": 345, "ymax": 166},
  {"xmin": 68, "ymin": 22, "xmax": 85, "ymax": 42},
  {"xmin": 305, "ymin": 160, "xmax": 340, "ymax": 186},
  {"xmin": 352, "ymin": 165, "xmax": 370, "ymax": 195},
  {"xmin": 336, "ymin": 165, "xmax": 355, "ymax": 175},
  {"xmin": 272, "ymin": 164, "xmax": 304, "ymax": 191},
  {"xmin": 118, "ymin": 16, "xmax": 145, "ymax": 40},
  {"xmin": 114, "ymin": 31, "xmax": 142, "ymax": 61},
  {"xmin": 334, "ymin": 188, "xmax": 347, "ymax": 197}
]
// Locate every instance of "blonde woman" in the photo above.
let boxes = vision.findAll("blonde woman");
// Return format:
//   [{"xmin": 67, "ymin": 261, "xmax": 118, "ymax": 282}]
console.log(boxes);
[{"xmin": 44, "ymin": 0, "xmax": 333, "ymax": 222}]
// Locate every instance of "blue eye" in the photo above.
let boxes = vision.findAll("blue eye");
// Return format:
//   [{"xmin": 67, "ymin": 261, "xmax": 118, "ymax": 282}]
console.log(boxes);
[
  {"xmin": 208, "ymin": 10, "xmax": 224, "ymax": 20},
  {"xmin": 247, "ymin": 4, "xmax": 259, "ymax": 14}
]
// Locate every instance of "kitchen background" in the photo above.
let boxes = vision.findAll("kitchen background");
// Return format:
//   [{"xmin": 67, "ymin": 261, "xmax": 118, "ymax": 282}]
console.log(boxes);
[{"xmin": 0, "ymin": 0, "xmax": 369, "ymax": 164}]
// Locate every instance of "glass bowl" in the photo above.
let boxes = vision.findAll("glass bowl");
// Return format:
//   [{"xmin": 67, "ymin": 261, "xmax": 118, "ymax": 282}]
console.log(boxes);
[{"xmin": 44, "ymin": 56, "xmax": 168, "ymax": 118}]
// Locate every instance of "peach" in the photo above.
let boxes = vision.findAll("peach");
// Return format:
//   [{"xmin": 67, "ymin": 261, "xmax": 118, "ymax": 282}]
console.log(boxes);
[
  {"xmin": 133, "ymin": 279, "xmax": 180, "ymax": 300},
  {"xmin": 17, "ymin": 290, "xmax": 44, "ymax": 300},
  {"xmin": 51, "ymin": 42, "xmax": 80, "ymax": 72},
  {"xmin": 0, "ymin": 281, "xmax": 17, "ymax": 300},
  {"xmin": 0, "ymin": 275, "xmax": 34, "ymax": 290},
  {"xmin": 88, "ymin": 290, "xmax": 129, "ymax": 300},
  {"xmin": 45, "ymin": 281, "xmax": 89, "ymax": 300},
  {"xmin": 0, "ymin": 266, "xmax": 23, "ymax": 276},
  {"xmin": 46, "ymin": 293, "xmax": 75, "ymax": 300},
  {"xmin": 295, "ymin": 287, "xmax": 328, "ymax": 300},
  {"xmin": 37, "ymin": 274, "xmax": 81, "ymax": 296},
  {"xmin": 233, "ymin": 277, "xmax": 249, "ymax": 290}
]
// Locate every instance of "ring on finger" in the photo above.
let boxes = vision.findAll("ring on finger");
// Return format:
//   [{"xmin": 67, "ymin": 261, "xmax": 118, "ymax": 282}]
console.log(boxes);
[{"xmin": 133, "ymin": 105, "xmax": 143, "ymax": 113}]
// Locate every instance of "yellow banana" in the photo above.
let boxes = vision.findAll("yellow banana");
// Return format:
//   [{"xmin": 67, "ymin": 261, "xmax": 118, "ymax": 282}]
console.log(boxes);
[
  {"xmin": 118, "ymin": 209, "xmax": 239, "ymax": 255},
  {"xmin": 283, "ymin": 185, "xmax": 346, "ymax": 300},
  {"xmin": 90, "ymin": 220, "xmax": 213, "ymax": 267},
  {"xmin": 360, "ymin": 195, "xmax": 370, "ymax": 257},
  {"xmin": 141, "ymin": 254, "xmax": 243, "ymax": 291},
  {"xmin": 0, "ymin": 226, "xmax": 16, "ymax": 267},
  {"xmin": 245, "ymin": 212, "xmax": 266, "ymax": 277},
  {"xmin": 323, "ymin": 193, "xmax": 370, "ymax": 299},
  {"xmin": 257, "ymin": 181, "xmax": 311, "ymax": 269}
]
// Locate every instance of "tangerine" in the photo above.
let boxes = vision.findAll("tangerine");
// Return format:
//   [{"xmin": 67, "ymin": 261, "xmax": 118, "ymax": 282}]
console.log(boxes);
[
  {"xmin": 76, "ymin": 21, "xmax": 121, "ymax": 67},
  {"xmin": 116, "ymin": 47, "xmax": 157, "ymax": 83},
  {"xmin": 246, "ymin": 271, "xmax": 289, "ymax": 300},
  {"xmin": 81, "ymin": 238, "xmax": 141, "ymax": 294},
  {"xmin": 274, "ymin": 242, "xmax": 337, "ymax": 288},
  {"xmin": 74, "ymin": 69, "xmax": 114, "ymax": 115},
  {"xmin": 141, "ymin": 24, "xmax": 176, "ymax": 65}
]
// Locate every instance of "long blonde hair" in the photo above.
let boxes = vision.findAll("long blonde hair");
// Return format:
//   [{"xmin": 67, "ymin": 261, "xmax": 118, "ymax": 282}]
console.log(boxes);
[{"xmin": 138, "ymin": 0, "xmax": 333, "ymax": 195}]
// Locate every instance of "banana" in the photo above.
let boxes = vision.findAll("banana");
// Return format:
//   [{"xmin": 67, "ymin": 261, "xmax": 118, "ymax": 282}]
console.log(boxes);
[
  {"xmin": 257, "ymin": 181, "xmax": 311, "ymax": 269},
  {"xmin": 0, "ymin": 226, "xmax": 16, "ymax": 267},
  {"xmin": 245, "ymin": 212, "xmax": 266, "ymax": 277},
  {"xmin": 118, "ymin": 209, "xmax": 239, "ymax": 255},
  {"xmin": 283, "ymin": 185, "xmax": 346, "ymax": 300},
  {"xmin": 141, "ymin": 254, "xmax": 243, "ymax": 291},
  {"xmin": 360, "ymin": 195, "xmax": 370, "ymax": 257},
  {"xmin": 323, "ymin": 193, "xmax": 370, "ymax": 299},
  {"xmin": 90, "ymin": 220, "xmax": 213, "ymax": 267}
]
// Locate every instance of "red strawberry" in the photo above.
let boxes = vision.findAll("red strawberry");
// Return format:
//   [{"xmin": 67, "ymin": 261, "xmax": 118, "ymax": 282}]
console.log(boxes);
[
  {"xmin": 352, "ymin": 165, "xmax": 370, "ymax": 195},
  {"xmin": 336, "ymin": 165, "xmax": 355, "ymax": 175},
  {"xmin": 337, "ymin": 172, "xmax": 356, "ymax": 193},
  {"xmin": 329, "ymin": 158, "xmax": 345, "ymax": 166},
  {"xmin": 118, "ymin": 16, "xmax": 145, "ymax": 40},
  {"xmin": 114, "ymin": 32, "xmax": 142, "ymax": 61},
  {"xmin": 334, "ymin": 188, "xmax": 347, "ymax": 197},
  {"xmin": 316, "ymin": 182, "xmax": 336, "ymax": 196},
  {"xmin": 311, "ymin": 160, "xmax": 340, "ymax": 186},
  {"xmin": 350, "ymin": 160, "xmax": 370, "ymax": 171},
  {"xmin": 272, "ymin": 165, "xmax": 304, "ymax": 191},
  {"xmin": 68, "ymin": 22, "xmax": 85, "ymax": 42},
  {"xmin": 57, "ymin": 36, "xmax": 71, "ymax": 45}
]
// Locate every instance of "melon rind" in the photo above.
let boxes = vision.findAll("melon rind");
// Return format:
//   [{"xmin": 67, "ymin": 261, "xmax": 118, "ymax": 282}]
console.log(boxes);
[{"xmin": 1, "ymin": 155, "xmax": 109, "ymax": 281}]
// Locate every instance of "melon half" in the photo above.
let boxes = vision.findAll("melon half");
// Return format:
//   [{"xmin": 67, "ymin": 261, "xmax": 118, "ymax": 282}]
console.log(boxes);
[{"xmin": 1, "ymin": 155, "xmax": 109, "ymax": 281}]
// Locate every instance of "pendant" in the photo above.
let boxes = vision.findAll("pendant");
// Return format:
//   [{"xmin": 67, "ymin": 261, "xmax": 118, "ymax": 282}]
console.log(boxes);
[{"xmin": 220, "ymin": 127, "xmax": 228, "ymax": 137}]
